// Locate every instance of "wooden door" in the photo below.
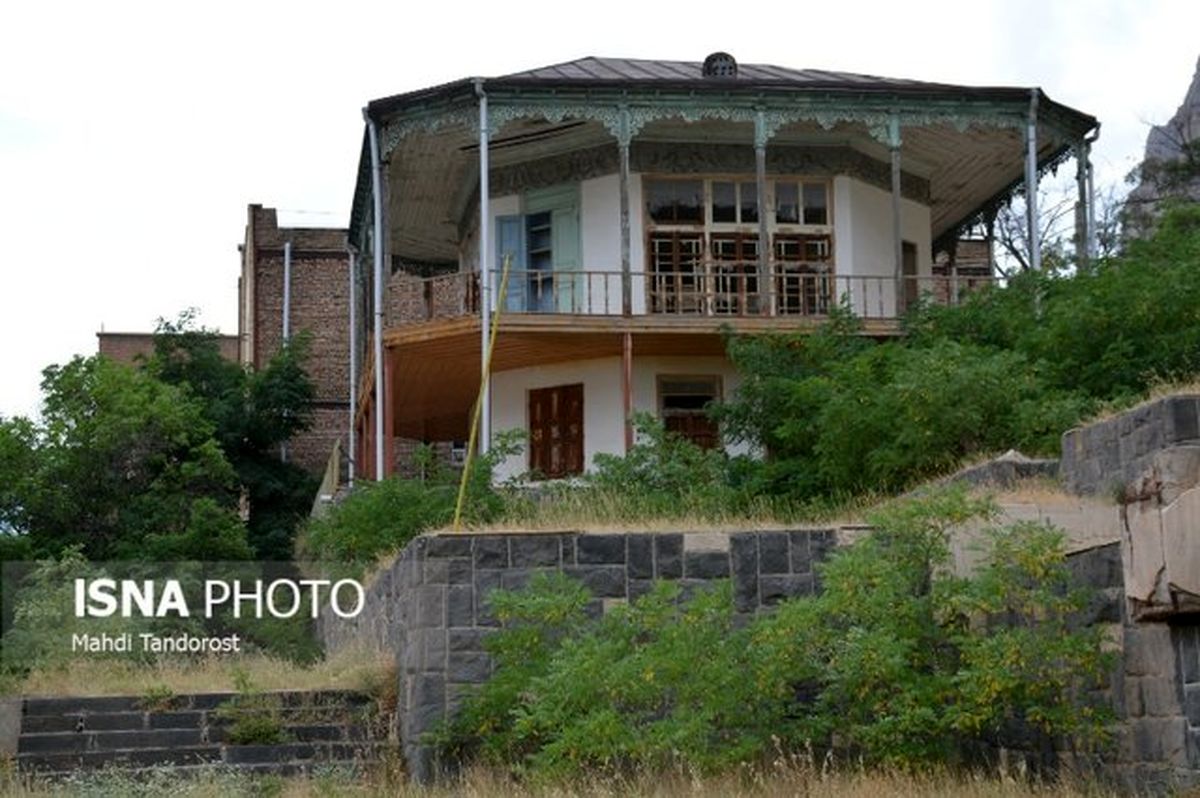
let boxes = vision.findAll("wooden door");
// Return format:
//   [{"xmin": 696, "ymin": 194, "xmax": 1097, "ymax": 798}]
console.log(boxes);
[{"xmin": 528, "ymin": 383, "xmax": 584, "ymax": 479}]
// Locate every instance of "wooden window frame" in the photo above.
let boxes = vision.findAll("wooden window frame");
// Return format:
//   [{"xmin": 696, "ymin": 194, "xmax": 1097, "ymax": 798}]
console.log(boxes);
[
  {"xmin": 657, "ymin": 374, "xmax": 723, "ymax": 450},
  {"xmin": 642, "ymin": 176, "xmax": 835, "ymax": 316}
]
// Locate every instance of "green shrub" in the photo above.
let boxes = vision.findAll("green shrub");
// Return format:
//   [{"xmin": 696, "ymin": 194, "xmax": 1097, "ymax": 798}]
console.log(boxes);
[
  {"xmin": 216, "ymin": 671, "xmax": 290, "ymax": 746},
  {"xmin": 301, "ymin": 437, "xmax": 512, "ymax": 565},
  {"xmin": 439, "ymin": 489, "xmax": 1112, "ymax": 778}
]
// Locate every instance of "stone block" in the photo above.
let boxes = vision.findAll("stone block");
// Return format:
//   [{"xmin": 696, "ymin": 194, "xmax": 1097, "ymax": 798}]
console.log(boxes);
[
  {"xmin": 760, "ymin": 574, "xmax": 814, "ymax": 606},
  {"xmin": 473, "ymin": 537, "xmax": 508, "ymax": 569},
  {"xmin": 566, "ymin": 565, "xmax": 627, "ymax": 598},
  {"xmin": 628, "ymin": 578, "xmax": 655, "ymax": 602},
  {"xmin": 577, "ymin": 534, "xmax": 626, "ymax": 564},
  {"xmin": 758, "ymin": 532, "xmax": 789, "ymax": 574},
  {"xmin": 448, "ymin": 651, "xmax": 492, "ymax": 684},
  {"xmin": 1125, "ymin": 624, "xmax": 1176, "ymax": 678},
  {"xmin": 731, "ymin": 534, "xmax": 759, "ymax": 612},
  {"xmin": 1163, "ymin": 487, "xmax": 1200, "ymax": 598},
  {"xmin": 1185, "ymin": 684, "xmax": 1200, "ymax": 725},
  {"xmin": 500, "ymin": 568, "xmax": 538, "ymax": 591},
  {"xmin": 1169, "ymin": 396, "xmax": 1200, "ymax": 444},
  {"xmin": 627, "ymin": 535, "xmax": 654, "ymax": 579},
  {"xmin": 426, "ymin": 536, "xmax": 472, "ymax": 558},
  {"xmin": 1178, "ymin": 625, "xmax": 1200, "ymax": 684},
  {"xmin": 560, "ymin": 534, "xmax": 577, "ymax": 565},
  {"xmin": 1123, "ymin": 501, "xmax": 1166, "ymax": 605},
  {"xmin": 684, "ymin": 550, "xmax": 729, "ymax": 579},
  {"xmin": 655, "ymin": 535, "xmax": 683, "ymax": 579},
  {"xmin": 408, "ymin": 673, "xmax": 446, "ymax": 735},
  {"xmin": 683, "ymin": 532, "xmax": 730, "ymax": 552},
  {"xmin": 447, "ymin": 585, "xmax": 474, "ymax": 627},
  {"xmin": 474, "ymin": 570, "xmax": 503, "ymax": 627},
  {"xmin": 1154, "ymin": 446, "xmax": 1200, "ymax": 505},
  {"xmin": 420, "ymin": 629, "xmax": 447, "ymax": 672},
  {"xmin": 448, "ymin": 628, "xmax": 488, "ymax": 652},
  {"xmin": 424, "ymin": 558, "xmax": 472, "ymax": 585},
  {"xmin": 415, "ymin": 586, "xmax": 445, "ymax": 628},
  {"xmin": 788, "ymin": 531, "xmax": 812, "ymax": 573},
  {"xmin": 1142, "ymin": 677, "xmax": 1183, "ymax": 717},
  {"xmin": 1125, "ymin": 678, "xmax": 1144, "ymax": 718},
  {"xmin": 1066, "ymin": 543, "xmax": 1123, "ymax": 592},
  {"xmin": 510, "ymin": 535, "xmax": 561, "ymax": 567}
]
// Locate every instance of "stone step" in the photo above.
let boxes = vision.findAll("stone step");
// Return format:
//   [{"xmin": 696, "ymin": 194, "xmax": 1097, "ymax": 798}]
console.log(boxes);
[
  {"xmin": 18, "ymin": 744, "xmax": 224, "ymax": 772},
  {"xmin": 18, "ymin": 728, "xmax": 206, "ymax": 754},
  {"xmin": 18, "ymin": 739, "xmax": 390, "ymax": 774},
  {"xmin": 21, "ymin": 689, "xmax": 371, "ymax": 717},
  {"xmin": 20, "ymin": 721, "xmax": 368, "ymax": 751},
  {"xmin": 20, "ymin": 704, "xmax": 367, "ymax": 733},
  {"xmin": 28, "ymin": 757, "xmax": 376, "ymax": 781}
]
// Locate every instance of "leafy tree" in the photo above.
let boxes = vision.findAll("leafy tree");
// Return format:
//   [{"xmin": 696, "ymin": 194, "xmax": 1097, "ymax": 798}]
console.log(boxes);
[
  {"xmin": 145, "ymin": 312, "xmax": 318, "ymax": 560},
  {"xmin": 3, "ymin": 356, "xmax": 250, "ymax": 561}
]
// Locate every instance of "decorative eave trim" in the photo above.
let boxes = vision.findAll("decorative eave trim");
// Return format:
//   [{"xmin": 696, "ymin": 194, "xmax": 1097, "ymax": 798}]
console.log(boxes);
[{"xmin": 374, "ymin": 86, "xmax": 1095, "ymax": 159}]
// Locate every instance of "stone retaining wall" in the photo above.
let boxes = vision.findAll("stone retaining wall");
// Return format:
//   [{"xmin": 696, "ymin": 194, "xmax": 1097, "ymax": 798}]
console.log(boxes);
[
  {"xmin": 322, "ymin": 528, "xmax": 836, "ymax": 781},
  {"xmin": 1061, "ymin": 395, "xmax": 1200, "ymax": 495}
]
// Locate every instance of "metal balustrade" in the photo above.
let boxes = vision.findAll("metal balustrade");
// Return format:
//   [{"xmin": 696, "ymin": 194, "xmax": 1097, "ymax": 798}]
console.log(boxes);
[{"xmin": 388, "ymin": 266, "xmax": 994, "ymax": 325}]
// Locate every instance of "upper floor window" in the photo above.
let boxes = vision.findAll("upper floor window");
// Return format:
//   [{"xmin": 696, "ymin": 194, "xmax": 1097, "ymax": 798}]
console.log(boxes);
[
  {"xmin": 646, "ymin": 179, "xmax": 704, "ymax": 225},
  {"xmin": 711, "ymin": 181, "xmax": 758, "ymax": 224},
  {"xmin": 644, "ymin": 178, "xmax": 830, "ymax": 229},
  {"xmin": 774, "ymin": 181, "xmax": 829, "ymax": 225}
]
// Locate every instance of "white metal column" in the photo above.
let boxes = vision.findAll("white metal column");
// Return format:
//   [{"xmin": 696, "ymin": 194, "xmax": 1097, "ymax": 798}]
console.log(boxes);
[{"xmin": 475, "ymin": 81, "xmax": 492, "ymax": 457}]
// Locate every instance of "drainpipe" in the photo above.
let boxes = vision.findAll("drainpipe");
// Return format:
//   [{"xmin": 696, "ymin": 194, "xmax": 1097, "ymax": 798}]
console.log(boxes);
[
  {"xmin": 282, "ymin": 240, "xmax": 292, "ymax": 341},
  {"xmin": 366, "ymin": 110, "xmax": 386, "ymax": 481},
  {"xmin": 280, "ymin": 240, "xmax": 292, "ymax": 463},
  {"xmin": 347, "ymin": 245, "xmax": 358, "ymax": 487},
  {"xmin": 475, "ymin": 79, "xmax": 491, "ymax": 458}
]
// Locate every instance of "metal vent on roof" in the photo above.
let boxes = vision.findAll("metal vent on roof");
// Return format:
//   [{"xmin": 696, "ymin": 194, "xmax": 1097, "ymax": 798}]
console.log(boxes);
[{"xmin": 702, "ymin": 52, "xmax": 738, "ymax": 79}]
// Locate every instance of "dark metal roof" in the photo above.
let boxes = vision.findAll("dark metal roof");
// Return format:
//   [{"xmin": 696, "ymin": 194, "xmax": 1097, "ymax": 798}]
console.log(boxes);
[
  {"xmin": 364, "ymin": 55, "xmax": 1095, "ymax": 123},
  {"xmin": 499, "ymin": 56, "xmax": 952, "ymax": 89}
]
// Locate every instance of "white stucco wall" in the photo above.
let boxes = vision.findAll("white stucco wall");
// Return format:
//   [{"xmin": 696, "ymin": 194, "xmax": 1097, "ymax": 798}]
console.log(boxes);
[
  {"xmin": 489, "ymin": 353, "xmax": 747, "ymax": 481},
  {"xmin": 474, "ymin": 173, "xmax": 931, "ymax": 319},
  {"xmin": 832, "ymin": 177, "xmax": 932, "ymax": 318}
]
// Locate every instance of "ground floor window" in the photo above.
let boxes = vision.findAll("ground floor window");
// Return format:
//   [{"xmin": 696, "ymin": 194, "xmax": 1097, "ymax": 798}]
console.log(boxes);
[
  {"xmin": 528, "ymin": 383, "xmax": 584, "ymax": 478},
  {"xmin": 658, "ymin": 375, "xmax": 721, "ymax": 449}
]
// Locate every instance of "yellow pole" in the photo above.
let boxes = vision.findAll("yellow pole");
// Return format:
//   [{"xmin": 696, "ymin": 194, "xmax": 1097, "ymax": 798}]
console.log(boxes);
[{"xmin": 453, "ymin": 255, "xmax": 513, "ymax": 531}]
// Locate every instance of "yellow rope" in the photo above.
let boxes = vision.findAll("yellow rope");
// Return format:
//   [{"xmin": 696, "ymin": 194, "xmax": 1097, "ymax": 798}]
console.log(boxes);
[{"xmin": 453, "ymin": 254, "xmax": 513, "ymax": 532}]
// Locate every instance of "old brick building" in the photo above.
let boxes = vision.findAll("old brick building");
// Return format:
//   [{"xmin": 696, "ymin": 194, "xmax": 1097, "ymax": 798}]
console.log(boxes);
[
  {"xmin": 238, "ymin": 204, "xmax": 351, "ymax": 475},
  {"xmin": 97, "ymin": 331, "xmax": 239, "ymax": 365}
]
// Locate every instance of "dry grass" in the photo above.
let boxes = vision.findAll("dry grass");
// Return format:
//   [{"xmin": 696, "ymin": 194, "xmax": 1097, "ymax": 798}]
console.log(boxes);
[
  {"xmin": 1076, "ymin": 377, "xmax": 1200, "ymax": 426},
  {"xmin": 446, "ymin": 487, "xmax": 881, "ymax": 536},
  {"xmin": 0, "ymin": 760, "xmax": 1122, "ymax": 798},
  {"xmin": 980, "ymin": 477, "xmax": 1109, "ymax": 508},
  {"xmin": 5, "ymin": 644, "xmax": 392, "ymax": 698}
]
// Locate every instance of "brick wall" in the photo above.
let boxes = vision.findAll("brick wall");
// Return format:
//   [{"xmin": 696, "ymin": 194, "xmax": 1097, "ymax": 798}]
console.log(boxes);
[
  {"xmin": 241, "ymin": 205, "xmax": 351, "ymax": 475},
  {"xmin": 97, "ymin": 332, "xmax": 237, "ymax": 365}
]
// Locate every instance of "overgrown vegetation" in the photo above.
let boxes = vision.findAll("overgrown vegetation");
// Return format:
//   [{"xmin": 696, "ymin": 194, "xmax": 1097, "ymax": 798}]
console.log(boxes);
[
  {"xmin": 438, "ymin": 489, "xmax": 1110, "ymax": 780},
  {"xmin": 300, "ymin": 437, "xmax": 513, "ymax": 565},
  {"xmin": 0, "ymin": 760, "xmax": 1119, "ymax": 797},
  {"xmin": 718, "ymin": 204, "xmax": 1200, "ymax": 500},
  {"xmin": 215, "ymin": 670, "xmax": 290, "ymax": 746}
]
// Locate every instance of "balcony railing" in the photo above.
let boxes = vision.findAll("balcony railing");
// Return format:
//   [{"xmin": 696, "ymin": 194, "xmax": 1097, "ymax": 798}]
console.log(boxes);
[{"xmin": 388, "ymin": 266, "xmax": 994, "ymax": 326}]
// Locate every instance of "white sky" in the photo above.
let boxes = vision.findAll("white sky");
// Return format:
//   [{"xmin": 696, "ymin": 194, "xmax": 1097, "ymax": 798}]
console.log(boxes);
[{"xmin": 1, "ymin": 0, "xmax": 1197, "ymax": 419}]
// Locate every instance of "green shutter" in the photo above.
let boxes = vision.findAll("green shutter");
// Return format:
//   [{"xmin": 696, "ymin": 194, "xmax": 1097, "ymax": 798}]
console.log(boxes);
[{"xmin": 496, "ymin": 214, "xmax": 526, "ymax": 311}]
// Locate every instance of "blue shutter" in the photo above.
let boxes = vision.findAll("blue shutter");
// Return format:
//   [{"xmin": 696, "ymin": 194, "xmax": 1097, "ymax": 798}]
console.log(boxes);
[{"xmin": 496, "ymin": 214, "xmax": 526, "ymax": 311}]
